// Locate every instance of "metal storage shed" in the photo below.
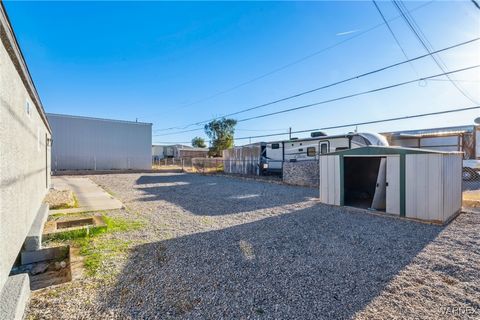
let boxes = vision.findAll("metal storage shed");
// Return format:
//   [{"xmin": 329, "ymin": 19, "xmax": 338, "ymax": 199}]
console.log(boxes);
[{"xmin": 319, "ymin": 146, "xmax": 462, "ymax": 224}]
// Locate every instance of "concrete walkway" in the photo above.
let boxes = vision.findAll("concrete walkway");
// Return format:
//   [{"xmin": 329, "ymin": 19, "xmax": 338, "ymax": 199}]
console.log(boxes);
[{"xmin": 50, "ymin": 177, "xmax": 123, "ymax": 214}]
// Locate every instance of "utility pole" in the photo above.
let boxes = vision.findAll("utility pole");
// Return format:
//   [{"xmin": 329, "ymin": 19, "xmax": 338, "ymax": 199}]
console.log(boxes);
[{"xmin": 289, "ymin": 127, "xmax": 292, "ymax": 140}]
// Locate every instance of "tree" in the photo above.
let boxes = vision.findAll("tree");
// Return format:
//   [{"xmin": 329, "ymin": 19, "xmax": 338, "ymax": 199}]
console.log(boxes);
[
  {"xmin": 191, "ymin": 136, "xmax": 206, "ymax": 148},
  {"xmin": 204, "ymin": 118, "xmax": 237, "ymax": 157}
]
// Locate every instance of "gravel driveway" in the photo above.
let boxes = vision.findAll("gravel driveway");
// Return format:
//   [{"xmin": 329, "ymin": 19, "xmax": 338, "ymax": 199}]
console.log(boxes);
[{"xmin": 27, "ymin": 173, "xmax": 480, "ymax": 319}]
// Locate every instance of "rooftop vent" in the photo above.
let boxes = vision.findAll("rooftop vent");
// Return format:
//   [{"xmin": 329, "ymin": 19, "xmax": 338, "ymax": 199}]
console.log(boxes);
[{"xmin": 311, "ymin": 131, "xmax": 327, "ymax": 138}]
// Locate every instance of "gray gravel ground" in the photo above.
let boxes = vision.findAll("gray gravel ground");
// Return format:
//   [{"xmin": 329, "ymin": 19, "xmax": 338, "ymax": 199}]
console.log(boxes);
[{"xmin": 26, "ymin": 173, "xmax": 480, "ymax": 319}]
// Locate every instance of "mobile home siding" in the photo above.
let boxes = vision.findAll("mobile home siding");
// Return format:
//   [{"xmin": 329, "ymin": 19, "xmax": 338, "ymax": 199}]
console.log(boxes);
[
  {"xmin": 48, "ymin": 114, "xmax": 152, "ymax": 170},
  {"xmin": 0, "ymin": 6, "xmax": 51, "ymax": 293}
]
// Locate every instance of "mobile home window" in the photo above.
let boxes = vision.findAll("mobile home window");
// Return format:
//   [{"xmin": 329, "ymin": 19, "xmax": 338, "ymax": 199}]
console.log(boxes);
[
  {"xmin": 271, "ymin": 143, "xmax": 280, "ymax": 149},
  {"xmin": 307, "ymin": 147, "xmax": 316, "ymax": 156},
  {"xmin": 320, "ymin": 144, "xmax": 328, "ymax": 154}
]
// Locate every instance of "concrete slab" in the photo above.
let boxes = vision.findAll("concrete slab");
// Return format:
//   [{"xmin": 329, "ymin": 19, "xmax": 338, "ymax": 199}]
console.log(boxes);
[
  {"xmin": 50, "ymin": 177, "xmax": 123, "ymax": 214},
  {"xmin": 23, "ymin": 203, "xmax": 49, "ymax": 251},
  {"xmin": 0, "ymin": 274, "xmax": 30, "ymax": 320}
]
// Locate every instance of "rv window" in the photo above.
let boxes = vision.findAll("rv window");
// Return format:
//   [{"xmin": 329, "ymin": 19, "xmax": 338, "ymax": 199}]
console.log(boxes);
[
  {"xmin": 307, "ymin": 147, "xmax": 316, "ymax": 156},
  {"xmin": 352, "ymin": 135, "xmax": 369, "ymax": 145},
  {"xmin": 320, "ymin": 144, "xmax": 328, "ymax": 154},
  {"xmin": 335, "ymin": 147, "xmax": 349, "ymax": 151},
  {"xmin": 271, "ymin": 143, "xmax": 280, "ymax": 149}
]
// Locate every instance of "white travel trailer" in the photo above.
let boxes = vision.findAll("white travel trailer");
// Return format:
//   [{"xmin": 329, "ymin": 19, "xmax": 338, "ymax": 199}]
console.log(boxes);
[{"xmin": 260, "ymin": 132, "xmax": 389, "ymax": 174}]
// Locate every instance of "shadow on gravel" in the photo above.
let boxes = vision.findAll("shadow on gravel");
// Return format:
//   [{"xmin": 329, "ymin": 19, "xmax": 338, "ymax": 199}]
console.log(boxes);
[
  {"xmin": 134, "ymin": 174, "xmax": 317, "ymax": 215},
  {"xmin": 101, "ymin": 204, "xmax": 443, "ymax": 319}
]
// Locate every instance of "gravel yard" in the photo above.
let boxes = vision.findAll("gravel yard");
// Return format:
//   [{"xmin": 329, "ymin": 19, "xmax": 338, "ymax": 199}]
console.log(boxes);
[{"xmin": 27, "ymin": 173, "xmax": 480, "ymax": 319}]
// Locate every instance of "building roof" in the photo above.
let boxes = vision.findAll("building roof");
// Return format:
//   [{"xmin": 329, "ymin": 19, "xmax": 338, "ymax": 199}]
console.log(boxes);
[
  {"xmin": 47, "ymin": 113, "xmax": 152, "ymax": 126},
  {"xmin": 0, "ymin": 2, "xmax": 51, "ymax": 132},
  {"xmin": 325, "ymin": 146, "xmax": 463, "ymax": 156},
  {"xmin": 382, "ymin": 124, "xmax": 475, "ymax": 137}
]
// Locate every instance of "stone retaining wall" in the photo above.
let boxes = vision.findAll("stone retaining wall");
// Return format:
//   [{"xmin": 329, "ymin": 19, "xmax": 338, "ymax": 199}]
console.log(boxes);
[{"xmin": 282, "ymin": 160, "xmax": 319, "ymax": 187}]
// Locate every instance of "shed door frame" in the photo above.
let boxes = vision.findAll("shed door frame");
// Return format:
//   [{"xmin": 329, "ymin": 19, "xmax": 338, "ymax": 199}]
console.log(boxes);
[{"xmin": 342, "ymin": 154, "xmax": 402, "ymax": 215}]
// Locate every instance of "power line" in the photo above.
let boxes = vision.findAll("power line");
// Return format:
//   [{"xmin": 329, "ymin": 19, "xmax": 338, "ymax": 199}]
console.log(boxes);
[
  {"xmin": 150, "ymin": 1, "xmax": 435, "ymax": 127},
  {"xmin": 152, "ymin": 105, "xmax": 480, "ymax": 144},
  {"xmin": 392, "ymin": 0, "xmax": 479, "ymax": 105},
  {"xmin": 153, "ymin": 37, "xmax": 479, "ymax": 134},
  {"xmin": 472, "ymin": 0, "xmax": 480, "ymax": 10},
  {"xmin": 372, "ymin": 0, "xmax": 418, "ymax": 75},
  {"xmin": 234, "ymin": 65, "xmax": 479, "ymax": 123},
  {"xmin": 154, "ymin": 64, "xmax": 480, "ymax": 137},
  {"xmin": 234, "ymin": 105, "xmax": 480, "ymax": 141}
]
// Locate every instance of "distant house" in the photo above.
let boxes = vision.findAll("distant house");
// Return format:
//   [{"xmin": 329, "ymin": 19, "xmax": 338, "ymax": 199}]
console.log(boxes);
[
  {"xmin": 0, "ymin": 1, "xmax": 52, "ymax": 313},
  {"xmin": 152, "ymin": 144, "xmax": 208, "ymax": 160},
  {"xmin": 48, "ymin": 113, "xmax": 152, "ymax": 171}
]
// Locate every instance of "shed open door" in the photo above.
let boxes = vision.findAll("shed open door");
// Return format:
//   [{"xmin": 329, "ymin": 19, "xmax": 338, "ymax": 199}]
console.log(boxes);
[{"xmin": 386, "ymin": 155, "xmax": 400, "ymax": 215}]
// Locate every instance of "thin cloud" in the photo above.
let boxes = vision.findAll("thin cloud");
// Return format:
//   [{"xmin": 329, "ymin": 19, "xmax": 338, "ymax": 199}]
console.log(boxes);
[{"xmin": 336, "ymin": 29, "xmax": 360, "ymax": 36}]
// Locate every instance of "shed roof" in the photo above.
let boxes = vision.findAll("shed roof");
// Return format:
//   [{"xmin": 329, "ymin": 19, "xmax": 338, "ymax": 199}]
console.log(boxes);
[{"xmin": 325, "ymin": 146, "xmax": 463, "ymax": 156}]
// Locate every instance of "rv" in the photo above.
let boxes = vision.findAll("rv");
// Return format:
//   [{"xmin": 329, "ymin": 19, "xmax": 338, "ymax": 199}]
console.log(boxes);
[
  {"xmin": 382, "ymin": 124, "xmax": 480, "ymax": 181},
  {"xmin": 260, "ymin": 132, "xmax": 389, "ymax": 174}
]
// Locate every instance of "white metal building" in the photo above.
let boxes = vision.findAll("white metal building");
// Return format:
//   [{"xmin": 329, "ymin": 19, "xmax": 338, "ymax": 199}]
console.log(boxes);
[
  {"xmin": 48, "ymin": 113, "xmax": 152, "ymax": 170},
  {"xmin": 319, "ymin": 146, "xmax": 462, "ymax": 224}
]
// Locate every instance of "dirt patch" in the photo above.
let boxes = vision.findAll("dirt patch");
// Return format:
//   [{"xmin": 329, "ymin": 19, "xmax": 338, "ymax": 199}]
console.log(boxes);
[{"xmin": 44, "ymin": 189, "xmax": 77, "ymax": 209}]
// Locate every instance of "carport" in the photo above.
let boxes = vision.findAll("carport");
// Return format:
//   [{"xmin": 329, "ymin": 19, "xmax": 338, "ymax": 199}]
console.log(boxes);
[{"xmin": 319, "ymin": 146, "xmax": 463, "ymax": 224}]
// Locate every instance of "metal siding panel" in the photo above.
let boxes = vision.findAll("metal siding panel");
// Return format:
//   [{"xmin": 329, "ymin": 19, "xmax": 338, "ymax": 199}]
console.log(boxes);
[
  {"xmin": 442, "ymin": 154, "xmax": 462, "ymax": 221},
  {"xmin": 319, "ymin": 155, "xmax": 338, "ymax": 205},
  {"xmin": 48, "ymin": 115, "xmax": 152, "ymax": 170},
  {"xmin": 406, "ymin": 154, "xmax": 444, "ymax": 221},
  {"xmin": 386, "ymin": 155, "xmax": 400, "ymax": 215}
]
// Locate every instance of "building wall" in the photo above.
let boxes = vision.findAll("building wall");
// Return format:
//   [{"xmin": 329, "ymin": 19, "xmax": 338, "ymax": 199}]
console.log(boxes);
[
  {"xmin": 0, "ymin": 17, "xmax": 51, "ymax": 292},
  {"xmin": 48, "ymin": 114, "xmax": 152, "ymax": 170},
  {"xmin": 283, "ymin": 160, "xmax": 319, "ymax": 187}
]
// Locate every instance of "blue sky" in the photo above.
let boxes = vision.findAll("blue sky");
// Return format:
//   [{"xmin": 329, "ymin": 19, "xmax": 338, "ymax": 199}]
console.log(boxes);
[{"xmin": 4, "ymin": 1, "xmax": 480, "ymax": 145}]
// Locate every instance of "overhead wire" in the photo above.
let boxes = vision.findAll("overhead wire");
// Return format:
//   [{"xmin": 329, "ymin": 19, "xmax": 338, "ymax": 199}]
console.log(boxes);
[
  {"xmin": 372, "ymin": 0, "xmax": 418, "ymax": 75},
  {"xmin": 152, "ymin": 105, "xmax": 480, "ymax": 144},
  {"xmin": 150, "ymin": 0, "xmax": 435, "ymax": 128},
  {"xmin": 392, "ymin": 0, "xmax": 479, "ymax": 104},
  {"xmin": 153, "ymin": 37, "xmax": 480, "ymax": 135},
  {"xmin": 153, "ymin": 64, "xmax": 480, "ymax": 137},
  {"xmin": 234, "ymin": 105, "xmax": 480, "ymax": 141}
]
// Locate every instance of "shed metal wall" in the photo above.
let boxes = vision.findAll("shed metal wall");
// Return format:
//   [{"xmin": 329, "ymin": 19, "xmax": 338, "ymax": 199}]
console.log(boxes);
[
  {"xmin": 405, "ymin": 153, "xmax": 461, "ymax": 222},
  {"xmin": 319, "ymin": 155, "xmax": 340, "ymax": 205},
  {"xmin": 48, "ymin": 114, "xmax": 152, "ymax": 170},
  {"xmin": 442, "ymin": 154, "xmax": 462, "ymax": 221},
  {"xmin": 405, "ymin": 154, "xmax": 443, "ymax": 221}
]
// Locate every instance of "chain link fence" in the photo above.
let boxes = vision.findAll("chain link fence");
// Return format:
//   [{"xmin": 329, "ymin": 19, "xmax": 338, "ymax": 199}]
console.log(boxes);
[{"xmin": 462, "ymin": 166, "xmax": 480, "ymax": 210}]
